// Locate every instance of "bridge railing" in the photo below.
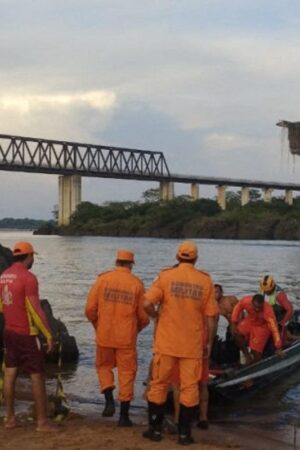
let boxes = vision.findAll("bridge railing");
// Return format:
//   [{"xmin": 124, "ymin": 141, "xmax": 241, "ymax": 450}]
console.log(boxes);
[{"xmin": 0, "ymin": 134, "xmax": 170, "ymax": 179}]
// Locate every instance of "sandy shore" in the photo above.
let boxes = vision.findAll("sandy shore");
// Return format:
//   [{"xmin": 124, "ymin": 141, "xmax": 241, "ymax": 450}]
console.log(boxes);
[{"xmin": 1, "ymin": 410, "xmax": 299, "ymax": 450}]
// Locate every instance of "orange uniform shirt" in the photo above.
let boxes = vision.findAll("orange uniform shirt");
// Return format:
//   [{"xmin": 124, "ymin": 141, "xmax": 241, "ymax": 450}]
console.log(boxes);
[
  {"xmin": 85, "ymin": 266, "xmax": 149, "ymax": 348},
  {"xmin": 231, "ymin": 295, "xmax": 281, "ymax": 349},
  {"xmin": 145, "ymin": 263, "xmax": 218, "ymax": 359}
]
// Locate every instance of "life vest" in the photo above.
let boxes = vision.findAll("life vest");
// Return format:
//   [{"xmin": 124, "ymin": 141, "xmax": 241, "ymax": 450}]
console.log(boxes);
[{"xmin": 264, "ymin": 285, "xmax": 285, "ymax": 322}]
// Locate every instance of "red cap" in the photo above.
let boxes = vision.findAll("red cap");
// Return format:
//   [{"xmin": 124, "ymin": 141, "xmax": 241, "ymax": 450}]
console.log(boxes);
[
  {"xmin": 116, "ymin": 249, "xmax": 135, "ymax": 263},
  {"xmin": 13, "ymin": 241, "xmax": 37, "ymax": 256}
]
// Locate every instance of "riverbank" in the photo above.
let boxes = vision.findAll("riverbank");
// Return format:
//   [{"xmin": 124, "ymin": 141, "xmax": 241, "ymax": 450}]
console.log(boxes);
[{"xmin": 34, "ymin": 197, "xmax": 300, "ymax": 240}]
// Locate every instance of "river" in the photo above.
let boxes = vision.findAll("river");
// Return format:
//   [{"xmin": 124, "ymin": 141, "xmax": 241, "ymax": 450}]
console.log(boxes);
[{"xmin": 0, "ymin": 230, "xmax": 300, "ymax": 428}]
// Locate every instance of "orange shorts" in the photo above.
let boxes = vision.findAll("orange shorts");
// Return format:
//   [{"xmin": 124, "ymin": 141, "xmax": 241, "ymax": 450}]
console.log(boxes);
[
  {"xmin": 238, "ymin": 317, "xmax": 271, "ymax": 353},
  {"xmin": 170, "ymin": 356, "xmax": 208, "ymax": 385}
]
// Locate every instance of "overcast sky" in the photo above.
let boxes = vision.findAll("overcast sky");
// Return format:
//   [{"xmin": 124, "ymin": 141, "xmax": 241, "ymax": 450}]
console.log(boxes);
[{"xmin": 0, "ymin": 0, "xmax": 300, "ymax": 219}]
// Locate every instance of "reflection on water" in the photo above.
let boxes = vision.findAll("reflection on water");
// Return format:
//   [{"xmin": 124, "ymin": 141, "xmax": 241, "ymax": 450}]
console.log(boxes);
[{"xmin": 0, "ymin": 230, "xmax": 300, "ymax": 422}]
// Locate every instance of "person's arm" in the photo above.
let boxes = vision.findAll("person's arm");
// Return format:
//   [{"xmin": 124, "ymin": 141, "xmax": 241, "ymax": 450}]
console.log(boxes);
[
  {"xmin": 265, "ymin": 307, "xmax": 282, "ymax": 350},
  {"xmin": 137, "ymin": 282, "xmax": 150, "ymax": 331},
  {"xmin": 25, "ymin": 274, "xmax": 53, "ymax": 352},
  {"xmin": 144, "ymin": 276, "xmax": 163, "ymax": 319},
  {"xmin": 277, "ymin": 291, "xmax": 294, "ymax": 325},
  {"xmin": 231, "ymin": 299, "xmax": 245, "ymax": 324},
  {"xmin": 85, "ymin": 279, "xmax": 100, "ymax": 329},
  {"xmin": 206, "ymin": 315, "xmax": 218, "ymax": 358},
  {"xmin": 203, "ymin": 280, "xmax": 219, "ymax": 357}
]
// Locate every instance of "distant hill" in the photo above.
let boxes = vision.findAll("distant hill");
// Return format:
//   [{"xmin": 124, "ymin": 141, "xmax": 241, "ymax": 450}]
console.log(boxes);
[{"xmin": 0, "ymin": 217, "xmax": 52, "ymax": 230}]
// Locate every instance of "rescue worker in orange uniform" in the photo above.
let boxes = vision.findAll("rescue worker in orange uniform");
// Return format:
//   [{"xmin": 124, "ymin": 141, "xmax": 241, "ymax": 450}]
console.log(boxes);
[
  {"xmin": 170, "ymin": 320, "xmax": 218, "ymax": 431},
  {"xmin": 85, "ymin": 249, "xmax": 149, "ymax": 427},
  {"xmin": 143, "ymin": 241, "xmax": 218, "ymax": 445},
  {"xmin": 260, "ymin": 275, "xmax": 293, "ymax": 326},
  {"xmin": 231, "ymin": 293, "xmax": 283, "ymax": 364},
  {"xmin": 0, "ymin": 241, "xmax": 55, "ymax": 432}
]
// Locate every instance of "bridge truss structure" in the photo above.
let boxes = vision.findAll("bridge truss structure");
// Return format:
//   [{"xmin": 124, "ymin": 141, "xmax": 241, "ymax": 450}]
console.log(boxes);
[{"xmin": 0, "ymin": 134, "xmax": 171, "ymax": 180}]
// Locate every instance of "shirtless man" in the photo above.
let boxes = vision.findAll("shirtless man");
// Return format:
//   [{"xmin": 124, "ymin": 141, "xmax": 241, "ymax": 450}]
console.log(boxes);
[{"xmin": 214, "ymin": 284, "xmax": 238, "ymax": 324}]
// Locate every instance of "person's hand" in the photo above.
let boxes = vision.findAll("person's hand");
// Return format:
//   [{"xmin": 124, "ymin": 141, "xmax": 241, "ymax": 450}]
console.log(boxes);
[
  {"xmin": 275, "ymin": 348, "xmax": 285, "ymax": 358},
  {"xmin": 46, "ymin": 338, "xmax": 54, "ymax": 353}
]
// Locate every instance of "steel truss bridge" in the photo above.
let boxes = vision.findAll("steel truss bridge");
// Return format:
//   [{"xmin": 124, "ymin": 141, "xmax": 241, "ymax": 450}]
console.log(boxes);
[
  {"xmin": 0, "ymin": 134, "xmax": 300, "ymax": 192},
  {"xmin": 0, "ymin": 134, "xmax": 170, "ymax": 180}
]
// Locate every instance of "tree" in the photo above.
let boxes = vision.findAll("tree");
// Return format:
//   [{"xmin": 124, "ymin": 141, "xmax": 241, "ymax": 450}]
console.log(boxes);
[
  {"xmin": 142, "ymin": 188, "xmax": 160, "ymax": 203},
  {"xmin": 249, "ymin": 189, "xmax": 261, "ymax": 202}
]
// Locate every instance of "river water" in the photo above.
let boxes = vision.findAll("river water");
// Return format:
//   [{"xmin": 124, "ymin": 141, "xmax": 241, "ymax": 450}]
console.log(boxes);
[{"xmin": 0, "ymin": 230, "xmax": 300, "ymax": 427}]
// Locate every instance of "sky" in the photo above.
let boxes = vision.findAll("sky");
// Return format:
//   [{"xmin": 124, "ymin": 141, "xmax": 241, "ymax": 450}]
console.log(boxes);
[{"xmin": 1, "ymin": 0, "xmax": 300, "ymax": 219}]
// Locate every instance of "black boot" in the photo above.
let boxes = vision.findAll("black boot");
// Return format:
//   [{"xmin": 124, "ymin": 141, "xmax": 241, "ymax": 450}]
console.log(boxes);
[
  {"xmin": 142, "ymin": 401, "xmax": 164, "ymax": 442},
  {"xmin": 178, "ymin": 404, "xmax": 195, "ymax": 446},
  {"xmin": 118, "ymin": 401, "xmax": 133, "ymax": 427},
  {"xmin": 102, "ymin": 387, "xmax": 115, "ymax": 417}
]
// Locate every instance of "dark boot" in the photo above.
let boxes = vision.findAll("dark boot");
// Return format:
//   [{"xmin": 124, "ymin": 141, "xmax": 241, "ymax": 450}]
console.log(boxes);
[
  {"xmin": 178, "ymin": 404, "xmax": 195, "ymax": 446},
  {"xmin": 118, "ymin": 401, "xmax": 132, "ymax": 427},
  {"xmin": 102, "ymin": 387, "xmax": 115, "ymax": 417},
  {"xmin": 142, "ymin": 401, "xmax": 164, "ymax": 442}
]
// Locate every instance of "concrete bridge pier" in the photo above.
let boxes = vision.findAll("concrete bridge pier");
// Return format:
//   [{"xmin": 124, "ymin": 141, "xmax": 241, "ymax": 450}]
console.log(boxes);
[
  {"xmin": 241, "ymin": 186, "xmax": 250, "ymax": 206},
  {"xmin": 263, "ymin": 188, "xmax": 273, "ymax": 203},
  {"xmin": 191, "ymin": 183, "xmax": 199, "ymax": 200},
  {"xmin": 285, "ymin": 189, "xmax": 293, "ymax": 206},
  {"xmin": 217, "ymin": 185, "xmax": 226, "ymax": 210},
  {"xmin": 160, "ymin": 181, "xmax": 174, "ymax": 201},
  {"xmin": 58, "ymin": 175, "xmax": 82, "ymax": 225}
]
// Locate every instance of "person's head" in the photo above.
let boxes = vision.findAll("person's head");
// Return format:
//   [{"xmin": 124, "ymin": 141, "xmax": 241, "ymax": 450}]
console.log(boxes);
[
  {"xmin": 260, "ymin": 275, "xmax": 276, "ymax": 295},
  {"xmin": 115, "ymin": 249, "xmax": 135, "ymax": 270},
  {"xmin": 176, "ymin": 240, "xmax": 198, "ymax": 264},
  {"xmin": 214, "ymin": 284, "xmax": 223, "ymax": 302},
  {"xmin": 252, "ymin": 293, "xmax": 265, "ymax": 312},
  {"xmin": 12, "ymin": 241, "xmax": 37, "ymax": 269}
]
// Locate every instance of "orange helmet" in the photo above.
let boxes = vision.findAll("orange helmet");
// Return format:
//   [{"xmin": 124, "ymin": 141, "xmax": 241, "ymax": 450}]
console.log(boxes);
[{"xmin": 260, "ymin": 275, "xmax": 275, "ymax": 293}]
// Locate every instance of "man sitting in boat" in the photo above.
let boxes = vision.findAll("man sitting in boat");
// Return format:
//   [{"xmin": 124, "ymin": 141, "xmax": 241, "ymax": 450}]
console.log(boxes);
[
  {"xmin": 260, "ymin": 275, "xmax": 293, "ymax": 327},
  {"xmin": 214, "ymin": 284, "xmax": 238, "ymax": 325},
  {"xmin": 231, "ymin": 294, "xmax": 283, "ymax": 364}
]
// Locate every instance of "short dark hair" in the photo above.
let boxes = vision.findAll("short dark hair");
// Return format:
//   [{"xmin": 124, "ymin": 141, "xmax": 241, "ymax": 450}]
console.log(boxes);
[
  {"xmin": 13, "ymin": 254, "xmax": 29, "ymax": 263},
  {"xmin": 214, "ymin": 284, "xmax": 223, "ymax": 294},
  {"xmin": 252, "ymin": 293, "xmax": 264, "ymax": 304},
  {"xmin": 116, "ymin": 260, "xmax": 132, "ymax": 267}
]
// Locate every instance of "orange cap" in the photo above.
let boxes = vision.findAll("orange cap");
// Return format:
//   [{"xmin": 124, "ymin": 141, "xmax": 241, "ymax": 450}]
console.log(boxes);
[
  {"xmin": 116, "ymin": 249, "xmax": 135, "ymax": 263},
  {"xmin": 13, "ymin": 241, "xmax": 37, "ymax": 256},
  {"xmin": 176, "ymin": 240, "xmax": 198, "ymax": 261}
]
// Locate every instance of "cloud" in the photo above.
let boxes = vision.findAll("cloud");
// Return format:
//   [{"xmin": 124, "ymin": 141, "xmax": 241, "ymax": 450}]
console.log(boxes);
[
  {"xmin": 0, "ymin": 90, "xmax": 116, "ymax": 114},
  {"xmin": 0, "ymin": 1, "xmax": 300, "ymax": 218}
]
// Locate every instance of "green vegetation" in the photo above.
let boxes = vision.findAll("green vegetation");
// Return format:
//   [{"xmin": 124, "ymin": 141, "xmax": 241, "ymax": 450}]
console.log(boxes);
[
  {"xmin": 35, "ymin": 188, "xmax": 300, "ymax": 240},
  {"xmin": 0, "ymin": 217, "xmax": 51, "ymax": 230}
]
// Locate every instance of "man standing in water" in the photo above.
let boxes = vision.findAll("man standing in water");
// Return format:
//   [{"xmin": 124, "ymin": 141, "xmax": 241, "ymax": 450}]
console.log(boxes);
[
  {"xmin": 0, "ymin": 241, "xmax": 55, "ymax": 432},
  {"xmin": 85, "ymin": 249, "xmax": 149, "ymax": 427},
  {"xmin": 143, "ymin": 241, "xmax": 218, "ymax": 445}
]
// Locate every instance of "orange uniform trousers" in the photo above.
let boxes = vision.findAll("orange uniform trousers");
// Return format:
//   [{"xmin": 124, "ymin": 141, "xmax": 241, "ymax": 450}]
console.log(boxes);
[
  {"xmin": 96, "ymin": 346, "xmax": 137, "ymax": 401},
  {"xmin": 238, "ymin": 317, "xmax": 271, "ymax": 353},
  {"xmin": 147, "ymin": 353, "xmax": 201, "ymax": 407}
]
